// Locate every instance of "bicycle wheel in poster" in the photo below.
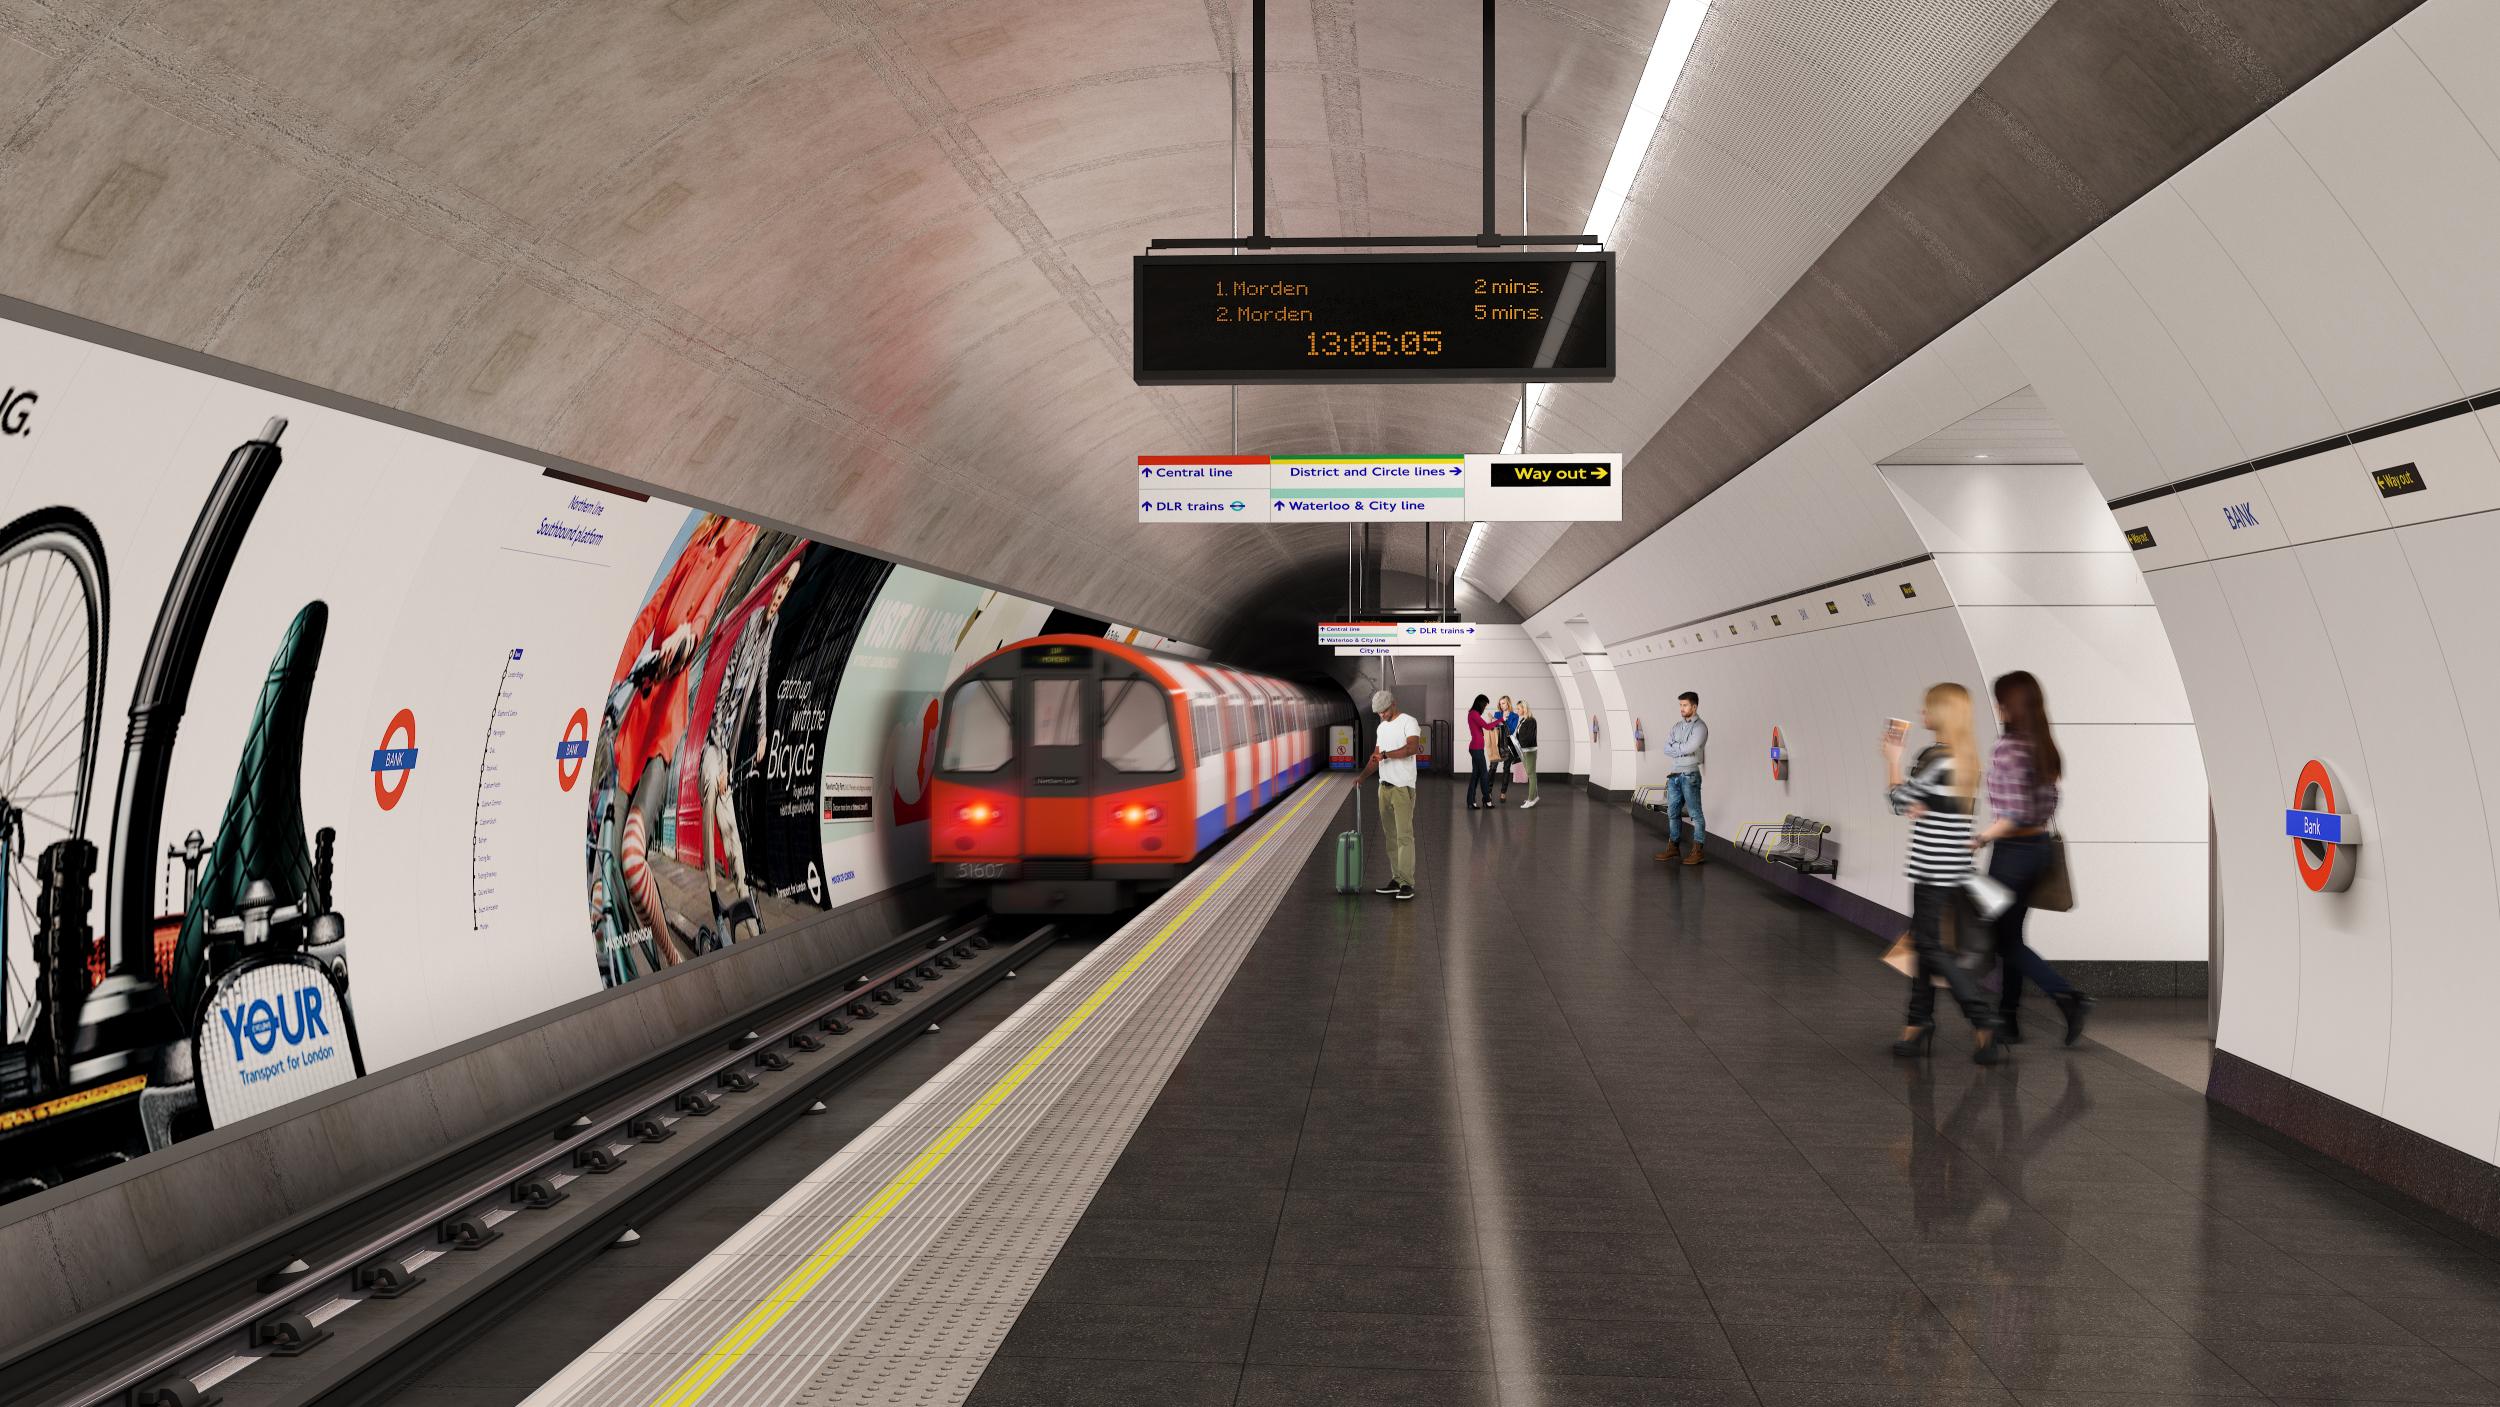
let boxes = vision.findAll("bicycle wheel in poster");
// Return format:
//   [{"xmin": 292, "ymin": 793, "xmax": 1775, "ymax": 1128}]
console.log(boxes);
[{"xmin": 0, "ymin": 508, "xmax": 106, "ymax": 1052}]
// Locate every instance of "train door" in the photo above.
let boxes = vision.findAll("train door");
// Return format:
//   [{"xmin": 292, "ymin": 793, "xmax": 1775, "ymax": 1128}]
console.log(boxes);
[{"xmin": 1019, "ymin": 668, "xmax": 1093, "ymax": 857}]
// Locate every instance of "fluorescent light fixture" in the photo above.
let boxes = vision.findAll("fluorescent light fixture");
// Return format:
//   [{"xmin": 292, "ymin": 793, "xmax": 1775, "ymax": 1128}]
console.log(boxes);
[
  {"xmin": 1469, "ymin": 2, "xmax": 1705, "ymax": 599},
  {"xmin": 1498, "ymin": 2, "xmax": 1706, "ymax": 461},
  {"xmin": 1454, "ymin": 520, "xmax": 1488, "ymax": 586},
  {"xmin": 1584, "ymin": 0, "xmax": 1710, "ymax": 250}
]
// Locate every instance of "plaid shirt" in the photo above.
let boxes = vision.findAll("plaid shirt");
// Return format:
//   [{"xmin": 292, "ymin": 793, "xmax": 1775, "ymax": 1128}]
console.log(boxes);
[{"xmin": 1986, "ymin": 735, "xmax": 2058, "ymax": 828}]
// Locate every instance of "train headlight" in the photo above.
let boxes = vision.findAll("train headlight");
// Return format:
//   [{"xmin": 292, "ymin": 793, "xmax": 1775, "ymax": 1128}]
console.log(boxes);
[
  {"xmin": 1115, "ymin": 804, "xmax": 1163, "ymax": 826},
  {"xmin": 956, "ymin": 802, "xmax": 999, "ymax": 825}
]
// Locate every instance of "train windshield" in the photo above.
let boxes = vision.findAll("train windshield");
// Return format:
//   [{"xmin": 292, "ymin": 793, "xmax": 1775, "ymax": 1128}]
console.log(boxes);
[
  {"xmin": 939, "ymin": 679, "xmax": 1014, "ymax": 772},
  {"xmin": 1028, "ymin": 678, "xmax": 1085, "ymax": 748},
  {"xmin": 1100, "ymin": 679, "xmax": 1178, "ymax": 773}
]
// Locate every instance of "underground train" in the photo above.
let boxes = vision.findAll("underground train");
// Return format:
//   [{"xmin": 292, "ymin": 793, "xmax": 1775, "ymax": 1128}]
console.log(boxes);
[{"xmin": 929, "ymin": 636, "xmax": 1349, "ymax": 912}]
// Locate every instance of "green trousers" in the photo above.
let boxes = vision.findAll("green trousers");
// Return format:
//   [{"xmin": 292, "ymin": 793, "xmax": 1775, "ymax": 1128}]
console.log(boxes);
[{"xmin": 1377, "ymin": 782, "xmax": 1416, "ymax": 886}]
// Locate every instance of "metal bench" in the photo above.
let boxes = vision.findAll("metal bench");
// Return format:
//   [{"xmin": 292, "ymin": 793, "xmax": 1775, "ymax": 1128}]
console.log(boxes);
[{"xmin": 1738, "ymin": 814, "xmax": 1837, "ymax": 876}]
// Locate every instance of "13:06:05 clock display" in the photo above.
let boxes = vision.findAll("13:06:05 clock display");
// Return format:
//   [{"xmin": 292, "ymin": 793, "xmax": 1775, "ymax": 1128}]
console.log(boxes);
[{"xmin": 1133, "ymin": 252, "xmax": 1615, "ymax": 386}]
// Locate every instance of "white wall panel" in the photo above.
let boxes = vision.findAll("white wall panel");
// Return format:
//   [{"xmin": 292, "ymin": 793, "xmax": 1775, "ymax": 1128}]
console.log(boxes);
[
  {"xmin": 2052, "ymin": 723, "xmax": 2211, "ymax": 845},
  {"xmin": 2299, "ymin": 530, "xmax": 2500, "ymax": 1157},
  {"xmin": 2400, "ymin": 0, "xmax": 2500, "ymax": 175},
  {"xmin": 1931, "ymin": 316, "xmax": 2027, "ymax": 409},
  {"xmin": 1978, "ymin": 281, "xmax": 2166, "ymax": 498},
  {"xmin": 2147, "ymin": 564, "xmax": 2297, "ymax": 1072},
  {"xmin": 2255, "ymin": 444, "xmax": 2388, "ymax": 546},
  {"xmin": 2110, "ymin": 494, "xmax": 2202, "ymax": 572},
  {"xmin": 1885, "ymin": 463, "xmax": 2129, "ymax": 554},
  {"xmin": 1956, "ymin": 606, "xmax": 2193, "ymax": 725},
  {"xmin": 2366, "ymin": 412, "xmax": 2500, "ymax": 526},
  {"xmin": 2210, "ymin": 550, "xmax": 2393, "ymax": 1115},
  {"xmin": 2274, "ymin": 32, "xmax": 2500, "ymax": 394},
  {"xmin": 2022, "ymin": 842, "xmax": 2209, "ymax": 964},
  {"xmin": 2093, "ymin": 185, "xmax": 2342, "ymax": 461},
  {"xmin": 2033, "ymin": 238, "xmax": 2246, "ymax": 481},
  {"xmin": 2179, "ymin": 473, "xmax": 2290, "ymax": 560},
  {"xmin": 2172, "ymin": 118, "xmax": 2460, "ymax": 430},
  {"xmin": 1934, "ymin": 552, "xmax": 2154, "ymax": 607}
]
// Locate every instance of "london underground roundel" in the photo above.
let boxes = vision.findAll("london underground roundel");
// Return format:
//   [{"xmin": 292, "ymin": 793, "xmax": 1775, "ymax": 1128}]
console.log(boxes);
[
  {"xmin": 556, "ymin": 706, "xmax": 591, "ymax": 791},
  {"xmin": 1769, "ymin": 727, "xmax": 1788, "ymax": 782},
  {"xmin": 372, "ymin": 708, "xmax": 418, "ymax": 811},
  {"xmin": 2286, "ymin": 758, "xmax": 2362, "ymax": 893}
]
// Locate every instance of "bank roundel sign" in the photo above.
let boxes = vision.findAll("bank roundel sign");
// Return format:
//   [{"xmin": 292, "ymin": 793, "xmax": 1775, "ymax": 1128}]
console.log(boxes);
[
  {"xmin": 372, "ymin": 707, "xmax": 418, "ymax": 810},
  {"xmin": 556, "ymin": 706, "xmax": 591, "ymax": 791},
  {"xmin": 2285, "ymin": 758, "xmax": 2363, "ymax": 893},
  {"xmin": 1770, "ymin": 726, "xmax": 1788, "ymax": 782}
]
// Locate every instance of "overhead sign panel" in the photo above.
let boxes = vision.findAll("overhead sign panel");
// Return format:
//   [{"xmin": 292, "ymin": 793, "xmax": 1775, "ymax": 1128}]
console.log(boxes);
[
  {"xmin": 1465, "ymin": 453, "xmax": 1622, "ymax": 522},
  {"xmin": 1132, "ymin": 253, "xmax": 1616, "ymax": 386},
  {"xmin": 1319, "ymin": 622, "xmax": 1479, "ymax": 647},
  {"xmin": 1141, "ymin": 455, "xmax": 1615, "ymax": 523}
]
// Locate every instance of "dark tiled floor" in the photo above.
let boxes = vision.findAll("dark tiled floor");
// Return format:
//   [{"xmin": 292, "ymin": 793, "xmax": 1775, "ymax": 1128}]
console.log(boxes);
[{"xmin": 965, "ymin": 779, "xmax": 2500, "ymax": 1407}]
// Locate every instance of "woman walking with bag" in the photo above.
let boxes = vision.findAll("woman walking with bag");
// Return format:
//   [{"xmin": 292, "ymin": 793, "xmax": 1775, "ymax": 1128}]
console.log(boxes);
[
  {"xmin": 1882, "ymin": 683, "xmax": 2006, "ymax": 1066},
  {"xmin": 1465, "ymin": 694, "xmax": 1495, "ymax": 809},
  {"xmin": 1977, "ymin": 671, "xmax": 2094, "ymax": 1045}
]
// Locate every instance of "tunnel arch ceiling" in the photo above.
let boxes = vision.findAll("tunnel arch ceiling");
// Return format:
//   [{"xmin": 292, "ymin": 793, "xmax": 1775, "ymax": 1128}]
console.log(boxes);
[{"xmin": 0, "ymin": 1, "xmax": 2406, "ymax": 647}]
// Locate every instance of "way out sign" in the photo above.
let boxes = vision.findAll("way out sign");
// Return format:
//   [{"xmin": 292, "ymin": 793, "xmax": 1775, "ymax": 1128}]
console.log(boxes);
[{"xmin": 2285, "ymin": 758, "xmax": 2362, "ymax": 893}]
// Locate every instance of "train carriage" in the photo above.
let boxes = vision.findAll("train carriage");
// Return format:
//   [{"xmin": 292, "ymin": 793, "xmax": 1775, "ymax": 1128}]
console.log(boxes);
[{"xmin": 930, "ymin": 636, "xmax": 1347, "ymax": 912}]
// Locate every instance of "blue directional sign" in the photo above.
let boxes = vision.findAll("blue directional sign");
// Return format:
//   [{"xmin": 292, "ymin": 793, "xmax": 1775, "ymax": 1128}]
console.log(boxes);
[{"xmin": 2285, "ymin": 808, "xmax": 2345, "ymax": 845}]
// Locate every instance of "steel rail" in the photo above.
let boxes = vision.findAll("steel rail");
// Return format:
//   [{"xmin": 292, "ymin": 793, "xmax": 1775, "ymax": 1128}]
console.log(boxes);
[{"xmin": 34, "ymin": 913, "xmax": 1029, "ymax": 1407}]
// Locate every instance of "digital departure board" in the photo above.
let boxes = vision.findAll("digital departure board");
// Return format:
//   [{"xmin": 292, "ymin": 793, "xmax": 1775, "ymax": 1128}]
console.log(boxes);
[{"xmin": 1132, "ymin": 252, "xmax": 1615, "ymax": 386}]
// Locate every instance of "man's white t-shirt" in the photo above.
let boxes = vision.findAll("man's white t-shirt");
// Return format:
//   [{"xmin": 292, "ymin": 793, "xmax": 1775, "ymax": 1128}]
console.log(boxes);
[{"xmin": 1376, "ymin": 712, "xmax": 1424, "ymax": 788}]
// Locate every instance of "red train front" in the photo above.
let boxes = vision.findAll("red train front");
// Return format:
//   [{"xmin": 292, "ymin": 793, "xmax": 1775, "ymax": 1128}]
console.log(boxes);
[{"xmin": 930, "ymin": 636, "xmax": 1345, "ymax": 912}]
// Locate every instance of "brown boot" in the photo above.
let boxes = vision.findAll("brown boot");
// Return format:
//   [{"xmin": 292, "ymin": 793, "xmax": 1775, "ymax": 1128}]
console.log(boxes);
[
  {"xmin": 1683, "ymin": 842, "xmax": 1705, "ymax": 865},
  {"xmin": 1653, "ymin": 849, "xmax": 1679, "ymax": 862}
]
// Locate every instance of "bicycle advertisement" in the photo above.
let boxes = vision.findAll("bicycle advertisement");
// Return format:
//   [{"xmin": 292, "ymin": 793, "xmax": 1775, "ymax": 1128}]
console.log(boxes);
[{"xmin": 0, "ymin": 308, "xmax": 1071, "ymax": 1204}]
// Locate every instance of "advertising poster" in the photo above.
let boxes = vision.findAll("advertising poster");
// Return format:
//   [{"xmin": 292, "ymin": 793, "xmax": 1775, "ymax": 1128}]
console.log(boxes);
[{"xmin": 0, "ymin": 308, "xmax": 1062, "ymax": 1202}]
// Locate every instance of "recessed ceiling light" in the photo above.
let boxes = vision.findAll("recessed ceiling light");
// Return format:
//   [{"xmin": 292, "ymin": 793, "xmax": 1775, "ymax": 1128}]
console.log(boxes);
[{"xmin": 1975, "ymin": 453, "xmax": 1989, "ymax": 459}]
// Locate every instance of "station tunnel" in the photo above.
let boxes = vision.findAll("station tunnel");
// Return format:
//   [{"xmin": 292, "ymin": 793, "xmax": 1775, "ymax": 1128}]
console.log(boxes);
[{"xmin": 3, "ymin": 1, "xmax": 2499, "ymax": 1404}]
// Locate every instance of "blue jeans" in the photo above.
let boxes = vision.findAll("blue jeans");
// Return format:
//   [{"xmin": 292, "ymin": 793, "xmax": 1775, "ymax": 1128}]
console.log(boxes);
[
  {"xmin": 1664, "ymin": 772, "xmax": 1705, "ymax": 845},
  {"xmin": 1467, "ymin": 748, "xmax": 1491, "ymax": 806}
]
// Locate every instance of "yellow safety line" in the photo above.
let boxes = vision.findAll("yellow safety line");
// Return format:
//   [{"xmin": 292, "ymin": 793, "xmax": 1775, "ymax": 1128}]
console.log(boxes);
[{"xmin": 646, "ymin": 778, "xmax": 1335, "ymax": 1407}]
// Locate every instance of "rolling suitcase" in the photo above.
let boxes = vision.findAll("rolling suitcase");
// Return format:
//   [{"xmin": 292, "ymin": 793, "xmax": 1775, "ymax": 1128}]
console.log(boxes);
[{"xmin": 1333, "ymin": 781, "xmax": 1364, "ymax": 893}]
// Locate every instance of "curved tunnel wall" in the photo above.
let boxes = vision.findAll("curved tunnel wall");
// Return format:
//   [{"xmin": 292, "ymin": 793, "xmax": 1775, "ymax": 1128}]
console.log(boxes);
[
  {"xmin": 1524, "ymin": 0, "xmax": 2500, "ymax": 1174},
  {"xmin": 0, "ymin": 303, "xmax": 1075, "ymax": 1217}
]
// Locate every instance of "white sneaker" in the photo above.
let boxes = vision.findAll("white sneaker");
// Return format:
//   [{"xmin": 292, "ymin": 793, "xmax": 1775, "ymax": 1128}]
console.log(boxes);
[{"xmin": 1520, "ymin": 798, "xmax": 1537, "ymax": 809}]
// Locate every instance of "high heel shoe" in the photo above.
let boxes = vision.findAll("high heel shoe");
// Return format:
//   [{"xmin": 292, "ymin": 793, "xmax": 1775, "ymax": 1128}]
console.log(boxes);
[
  {"xmin": 1891, "ymin": 1024, "xmax": 1935, "ymax": 1057},
  {"xmin": 1972, "ymin": 1028, "xmax": 2009, "ymax": 1066},
  {"xmin": 2055, "ymin": 990, "xmax": 2095, "ymax": 1046}
]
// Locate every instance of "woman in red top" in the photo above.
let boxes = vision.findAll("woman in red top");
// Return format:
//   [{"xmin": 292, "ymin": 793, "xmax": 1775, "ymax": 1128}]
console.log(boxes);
[{"xmin": 1465, "ymin": 694, "xmax": 1494, "ymax": 809}]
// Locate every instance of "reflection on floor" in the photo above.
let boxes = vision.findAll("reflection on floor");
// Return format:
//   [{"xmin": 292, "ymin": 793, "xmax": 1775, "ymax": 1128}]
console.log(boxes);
[
  {"xmin": 966, "ymin": 778, "xmax": 2500, "ymax": 1407},
  {"xmin": 2089, "ymin": 996, "xmax": 2215, "ymax": 1093}
]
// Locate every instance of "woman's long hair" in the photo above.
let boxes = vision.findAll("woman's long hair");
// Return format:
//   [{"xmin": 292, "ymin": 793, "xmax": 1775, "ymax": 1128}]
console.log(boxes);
[
  {"xmin": 1992, "ymin": 670, "xmax": 2061, "ymax": 783},
  {"xmin": 1925, "ymin": 682, "xmax": 1980, "ymax": 798},
  {"xmin": 1470, "ymin": 693, "xmax": 1490, "ymax": 715}
]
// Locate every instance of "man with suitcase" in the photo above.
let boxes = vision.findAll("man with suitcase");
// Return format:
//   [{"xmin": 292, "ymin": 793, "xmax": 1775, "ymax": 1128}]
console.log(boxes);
[{"xmin": 1352, "ymin": 689, "xmax": 1423, "ymax": 900}]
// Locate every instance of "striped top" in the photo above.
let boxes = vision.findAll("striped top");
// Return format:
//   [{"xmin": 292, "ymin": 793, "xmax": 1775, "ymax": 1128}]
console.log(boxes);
[{"xmin": 1889, "ymin": 743, "xmax": 1974, "ymax": 884}]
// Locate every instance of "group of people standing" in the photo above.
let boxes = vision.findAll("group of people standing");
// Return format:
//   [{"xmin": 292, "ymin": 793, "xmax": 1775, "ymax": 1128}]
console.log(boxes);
[
  {"xmin": 1463, "ymin": 694, "xmax": 1541, "ymax": 809},
  {"xmin": 1883, "ymin": 669, "xmax": 2095, "ymax": 1065}
]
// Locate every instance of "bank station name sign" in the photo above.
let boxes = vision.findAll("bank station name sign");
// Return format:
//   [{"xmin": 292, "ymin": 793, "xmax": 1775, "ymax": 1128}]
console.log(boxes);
[{"xmin": 1139, "ymin": 453, "xmax": 1621, "ymax": 524}]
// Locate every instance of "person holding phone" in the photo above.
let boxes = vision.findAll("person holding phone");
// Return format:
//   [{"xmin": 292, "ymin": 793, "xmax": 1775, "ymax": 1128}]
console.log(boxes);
[
  {"xmin": 1882, "ymin": 685, "xmax": 2006, "ymax": 1065},
  {"xmin": 1515, "ymin": 703, "xmax": 1540, "ymax": 808}
]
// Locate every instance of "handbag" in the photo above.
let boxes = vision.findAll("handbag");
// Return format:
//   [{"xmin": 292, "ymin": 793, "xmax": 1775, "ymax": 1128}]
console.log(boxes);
[
  {"xmin": 1882, "ymin": 934, "xmax": 1919, "ymax": 978},
  {"xmin": 2030, "ymin": 833, "xmax": 2075, "ymax": 912}
]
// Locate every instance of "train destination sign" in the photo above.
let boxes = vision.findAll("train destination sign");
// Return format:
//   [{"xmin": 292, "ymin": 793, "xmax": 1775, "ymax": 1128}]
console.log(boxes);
[{"xmin": 1133, "ymin": 253, "xmax": 1616, "ymax": 386}]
